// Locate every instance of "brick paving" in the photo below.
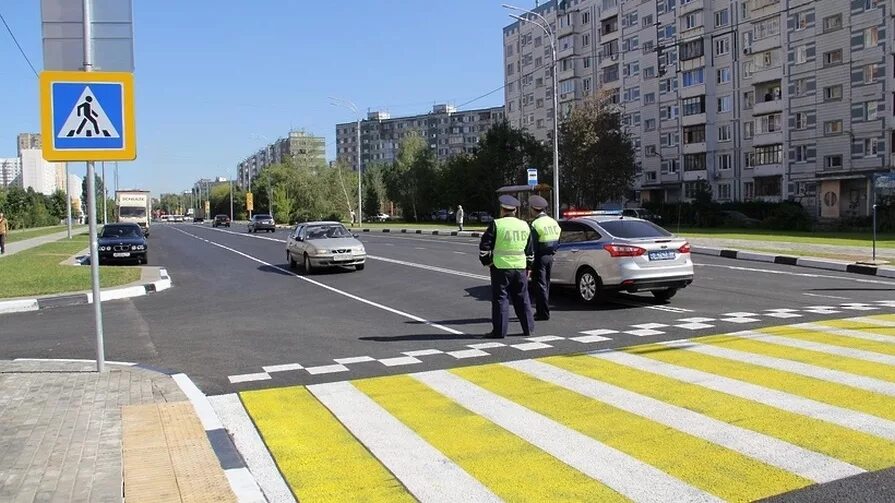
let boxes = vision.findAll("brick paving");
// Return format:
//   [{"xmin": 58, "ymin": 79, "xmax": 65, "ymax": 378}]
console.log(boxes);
[{"xmin": 0, "ymin": 361, "xmax": 192, "ymax": 502}]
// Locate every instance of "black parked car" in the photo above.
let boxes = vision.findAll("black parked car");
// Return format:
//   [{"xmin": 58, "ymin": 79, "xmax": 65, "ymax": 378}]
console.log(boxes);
[{"xmin": 97, "ymin": 223, "xmax": 147, "ymax": 265}]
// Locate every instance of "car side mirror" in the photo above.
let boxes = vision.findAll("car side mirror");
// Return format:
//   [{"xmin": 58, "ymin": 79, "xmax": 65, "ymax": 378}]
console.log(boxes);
[
  {"xmin": 295, "ymin": 236, "xmax": 303, "ymax": 241},
  {"xmin": 353, "ymin": 234, "xmax": 359, "ymax": 239}
]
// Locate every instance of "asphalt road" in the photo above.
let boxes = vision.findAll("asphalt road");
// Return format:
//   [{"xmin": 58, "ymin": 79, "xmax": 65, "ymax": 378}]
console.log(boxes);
[{"xmin": 2, "ymin": 222, "xmax": 894, "ymax": 396}]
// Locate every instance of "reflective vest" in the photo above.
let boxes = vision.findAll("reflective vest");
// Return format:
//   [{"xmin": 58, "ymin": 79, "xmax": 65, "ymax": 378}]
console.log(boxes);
[
  {"xmin": 493, "ymin": 217, "xmax": 530, "ymax": 269},
  {"xmin": 531, "ymin": 215, "xmax": 560, "ymax": 244}
]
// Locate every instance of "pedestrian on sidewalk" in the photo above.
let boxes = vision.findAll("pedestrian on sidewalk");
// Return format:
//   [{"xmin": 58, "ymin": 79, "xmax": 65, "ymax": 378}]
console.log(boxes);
[
  {"xmin": 0, "ymin": 212, "xmax": 7, "ymax": 255},
  {"xmin": 456, "ymin": 205, "xmax": 464, "ymax": 231}
]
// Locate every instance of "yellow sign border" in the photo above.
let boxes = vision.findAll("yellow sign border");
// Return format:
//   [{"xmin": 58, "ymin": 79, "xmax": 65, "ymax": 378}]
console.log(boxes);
[{"xmin": 40, "ymin": 71, "xmax": 136, "ymax": 161}]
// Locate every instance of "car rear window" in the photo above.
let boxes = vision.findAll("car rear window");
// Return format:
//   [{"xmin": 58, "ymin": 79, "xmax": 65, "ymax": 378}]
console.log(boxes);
[
  {"xmin": 599, "ymin": 220, "xmax": 671, "ymax": 238},
  {"xmin": 255, "ymin": 215, "xmax": 271, "ymax": 219}
]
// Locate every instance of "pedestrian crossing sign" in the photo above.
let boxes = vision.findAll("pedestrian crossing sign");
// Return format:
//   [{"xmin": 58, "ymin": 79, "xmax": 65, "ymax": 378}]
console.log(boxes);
[{"xmin": 40, "ymin": 71, "xmax": 136, "ymax": 161}]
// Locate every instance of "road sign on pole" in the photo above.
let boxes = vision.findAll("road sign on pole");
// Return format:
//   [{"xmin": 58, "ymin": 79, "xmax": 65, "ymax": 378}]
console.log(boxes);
[
  {"xmin": 246, "ymin": 192, "xmax": 254, "ymax": 212},
  {"xmin": 40, "ymin": 70, "xmax": 136, "ymax": 161},
  {"xmin": 527, "ymin": 168, "xmax": 538, "ymax": 186}
]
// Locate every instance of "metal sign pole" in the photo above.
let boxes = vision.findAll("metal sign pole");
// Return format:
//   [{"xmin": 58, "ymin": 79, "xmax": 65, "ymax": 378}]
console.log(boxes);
[
  {"xmin": 101, "ymin": 161, "xmax": 107, "ymax": 225},
  {"xmin": 82, "ymin": 0, "xmax": 105, "ymax": 372},
  {"xmin": 873, "ymin": 203, "xmax": 878, "ymax": 263},
  {"xmin": 65, "ymin": 162, "xmax": 72, "ymax": 238}
]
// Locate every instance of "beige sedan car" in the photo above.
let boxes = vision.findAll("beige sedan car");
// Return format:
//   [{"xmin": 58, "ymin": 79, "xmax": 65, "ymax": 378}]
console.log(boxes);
[{"xmin": 286, "ymin": 221, "xmax": 366, "ymax": 272}]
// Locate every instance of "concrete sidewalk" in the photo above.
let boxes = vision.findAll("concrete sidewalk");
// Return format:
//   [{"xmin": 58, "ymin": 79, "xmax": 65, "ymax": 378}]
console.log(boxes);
[
  {"xmin": 0, "ymin": 360, "xmax": 246, "ymax": 502},
  {"xmin": 2, "ymin": 228, "xmax": 89, "ymax": 258},
  {"xmin": 687, "ymin": 236, "xmax": 894, "ymax": 262}
]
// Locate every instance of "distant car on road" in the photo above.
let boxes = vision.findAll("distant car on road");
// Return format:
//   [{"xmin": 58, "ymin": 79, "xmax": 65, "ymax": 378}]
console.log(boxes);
[
  {"xmin": 97, "ymin": 223, "xmax": 147, "ymax": 265},
  {"xmin": 212, "ymin": 214, "xmax": 231, "ymax": 228},
  {"xmin": 369, "ymin": 212, "xmax": 391, "ymax": 222},
  {"xmin": 552, "ymin": 216, "xmax": 693, "ymax": 303},
  {"xmin": 172, "ymin": 215, "xmax": 185, "ymax": 223},
  {"xmin": 286, "ymin": 221, "xmax": 366, "ymax": 273},
  {"xmin": 621, "ymin": 207, "xmax": 662, "ymax": 223},
  {"xmin": 719, "ymin": 210, "xmax": 760, "ymax": 228},
  {"xmin": 469, "ymin": 211, "xmax": 493, "ymax": 223},
  {"xmin": 248, "ymin": 214, "xmax": 276, "ymax": 233}
]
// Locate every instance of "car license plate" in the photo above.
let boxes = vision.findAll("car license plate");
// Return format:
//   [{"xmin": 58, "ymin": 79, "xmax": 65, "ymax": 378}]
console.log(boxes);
[
  {"xmin": 648, "ymin": 250, "xmax": 675, "ymax": 261},
  {"xmin": 332, "ymin": 253, "xmax": 352, "ymax": 262},
  {"xmin": 113, "ymin": 252, "xmax": 131, "ymax": 258}
]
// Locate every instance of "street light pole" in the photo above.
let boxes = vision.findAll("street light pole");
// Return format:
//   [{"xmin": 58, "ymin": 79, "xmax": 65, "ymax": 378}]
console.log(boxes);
[
  {"xmin": 330, "ymin": 97, "xmax": 363, "ymax": 228},
  {"xmin": 504, "ymin": 4, "xmax": 561, "ymax": 219},
  {"xmin": 230, "ymin": 178, "xmax": 234, "ymax": 221}
]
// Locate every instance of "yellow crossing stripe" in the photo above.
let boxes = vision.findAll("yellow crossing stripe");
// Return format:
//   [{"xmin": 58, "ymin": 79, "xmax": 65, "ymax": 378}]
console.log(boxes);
[
  {"xmin": 451, "ymin": 364, "xmax": 810, "ymax": 501},
  {"xmin": 763, "ymin": 325, "xmax": 895, "ymax": 357},
  {"xmin": 240, "ymin": 387, "xmax": 414, "ymax": 502},
  {"xmin": 355, "ymin": 375, "xmax": 625, "ymax": 502},
  {"xmin": 544, "ymin": 354, "xmax": 895, "ymax": 471},
  {"xmin": 824, "ymin": 318, "xmax": 895, "ymax": 336}
]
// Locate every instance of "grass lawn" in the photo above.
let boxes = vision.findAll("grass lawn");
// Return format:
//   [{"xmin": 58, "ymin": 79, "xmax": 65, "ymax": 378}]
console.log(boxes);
[
  {"xmin": 0, "ymin": 235, "xmax": 141, "ymax": 299},
  {"xmin": 6, "ymin": 225, "xmax": 86, "ymax": 243},
  {"xmin": 677, "ymin": 228, "xmax": 895, "ymax": 249},
  {"xmin": 348, "ymin": 221, "xmax": 488, "ymax": 231}
]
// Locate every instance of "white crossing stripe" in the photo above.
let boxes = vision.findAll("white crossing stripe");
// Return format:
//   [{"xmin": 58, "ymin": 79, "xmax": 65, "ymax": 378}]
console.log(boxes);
[
  {"xmin": 228, "ymin": 372, "xmax": 272, "ymax": 384},
  {"xmin": 592, "ymin": 352, "xmax": 895, "ymax": 441},
  {"xmin": 413, "ymin": 370, "xmax": 722, "ymax": 503},
  {"xmin": 309, "ymin": 381, "xmax": 501, "ymax": 503},
  {"xmin": 379, "ymin": 356, "xmax": 422, "ymax": 367},
  {"xmin": 261, "ymin": 363, "xmax": 304, "ymax": 373},
  {"xmin": 305, "ymin": 364, "xmax": 350, "ymax": 375},
  {"xmin": 447, "ymin": 349, "xmax": 490, "ymax": 359},
  {"xmin": 506, "ymin": 360, "xmax": 864, "ymax": 483},
  {"xmin": 735, "ymin": 332, "xmax": 895, "ymax": 366},
  {"xmin": 403, "ymin": 349, "xmax": 445, "ymax": 357},
  {"xmin": 467, "ymin": 342, "xmax": 507, "ymax": 350},
  {"xmin": 848, "ymin": 316, "xmax": 895, "ymax": 328},
  {"xmin": 659, "ymin": 339, "xmax": 895, "ymax": 398},
  {"xmin": 511, "ymin": 342, "xmax": 553, "ymax": 351},
  {"xmin": 794, "ymin": 323, "xmax": 895, "ymax": 345},
  {"xmin": 334, "ymin": 356, "xmax": 377, "ymax": 365}
]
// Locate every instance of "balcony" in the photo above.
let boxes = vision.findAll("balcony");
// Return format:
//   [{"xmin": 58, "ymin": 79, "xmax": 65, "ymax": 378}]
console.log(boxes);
[
  {"xmin": 751, "ymin": 65, "xmax": 783, "ymax": 84},
  {"xmin": 752, "ymin": 164, "xmax": 784, "ymax": 177},
  {"xmin": 683, "ymin": 170, "xmax": 707, "ymax": 182},
  {"xmin": 753, "ymin": 97, "xmax": 782, "ymax": 115},
  {"xmin": 679, "ymin": 0, "xmax": 702, "ymax": 15},
  {"xmin": 600, "ymin": 3, "xmax": 619, "ymax": 21},
  {"xmin": 749, "ymin": 0, "xmax": 782, "ymax": 15},
  {"xmin": 681, "ymin": 113, "xmax": 706, "ymax": 127},
  {"xmin": 682, "ymin": 142, "xmax": 707, "ymax": 154},
  {"xmin": 752, "ymin": 130, "xmax": 783, "ymax": 146}
]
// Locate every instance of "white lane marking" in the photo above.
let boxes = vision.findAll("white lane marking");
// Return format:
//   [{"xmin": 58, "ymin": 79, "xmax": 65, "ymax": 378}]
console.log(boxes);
[
  {"xmin": 447, "ymin": 349, "xmax": 491, "ymax": 359},
  {"xmin": 414, "ymin": 247, "xmax": 427, "ymax": 250},
  {"xmin": 696, "ymin": 263, "xmax": 895, "ymax": 286},
  {"xmin": 732, "ymin": 331, "xmax": 895, "ymax": 366},
  {"xmin": 379, "ymin": 356, "xmax": 423, "ymax": 367},
  {"xmin": 413, "ymin": 370, "xmax": 720, "ymax": 503},
  {"xmin": 402, "ymin": 349, "xmax": 445, "ymax": 357},
  {"xmin": 334, "ymin": 356, "xmax": 377, "ymax": 365},
  {"xmin": 625, "ymin": 329, "xmax": 666, "ymax": 337},
  {"xmin": 171, "ymin": 227, "xmax": 464, "ymax": 336},
  {"xmin": 208, "ymin": 394, "xmax": 296, "ymax": 503},
  {"xmin": 360, "ymin": 233, "xmax": 479, "ymax": 247},
  {"xmin": 840, "ymin": 303, "xmax": 879, "ymax": 311},
  {"xmin": 308, "ymin": 381, "xmax": 501, "ymax": 503},
  {"xmin": 171, "ymin": 373, "xmax": 224, "ymax": 431},
  {"xmin": 262, "ymin": 363, "xmax": 304, "ymax": 373},
  {"xmin": 794, "ymin": 323, "xmax": 895, "ymax": 345},
  {"xmin": 849, "ymin": 316, "xmax": 895, "ymax": 328},
  {"xmin": 675, "ymin": 322, "xmax": 715, "ymax": 330},
  {"xmin": 527, "ymin": 335, "xmax": 565, "ymax": 342},
  {"xmin": 228, "ymin": 372, "xmax": 272, "ymax": 384},
  {"xmin": 467, "ymin": 342, "xmax": 507, "ymax": 350},
  {"xmin": 659, "ymin": 339, "xmax": 895, "ymax": 398},
  {"xmin": 305, "ymin": 364, "xmax": 350, "ymax": 375},
  {"xmin": 508, "ymin": 360, "xmax": 863, "ymax": 483},
  {"xmin": 453, "ymin": 251, "xmax": 467, "ymax": 255},
  {"xmin": 632, "ymin": 323, "xmax": 669, "ymax": 330},
  {"xmin": 571, "ymin": 334, "xmax": 614, "ymax": 343},
  {"xmin": 510, "ymin": 342, "xmax": 553, "ymax": 351},
  {"xmin": 366, "ymin": 254, "xmax": 489, "ymax": 281},
  {"xmin": 676, "ymin": 317, "xmax": 716, "ymax": 323},
  {"xmin": 803, "ymin": 292, "xmax": 851, "ymax": 300},
  {"xmin": 13, "ymin": 358, "xmax": 136, "ymax": 366},
  {"xmin": 593, "ymin": 352, "xmax": 895, "ymax": 441}
]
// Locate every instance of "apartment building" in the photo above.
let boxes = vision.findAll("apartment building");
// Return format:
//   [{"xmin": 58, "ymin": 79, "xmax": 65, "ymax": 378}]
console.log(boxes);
[
  {"xmin": 237, "ymin": 130, "xmax": 326, "ymax": 189},
  {"xmin": 17, "ymin": 133, "xmax": 41, "ymax": 157},
  {"xmin": 504, "ymin": 0, "xmax": 891, "ymax": 218},
  {"xmin": 0, "ymin": 158, "xmax": 21, "ymax": 188},
  {"xmin": 334, "ymin": 104, "xmax": 506, "ymax": 172}
]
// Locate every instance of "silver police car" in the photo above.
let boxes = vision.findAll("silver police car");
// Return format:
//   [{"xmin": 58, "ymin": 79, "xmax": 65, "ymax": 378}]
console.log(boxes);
[{"xmin": 552, "ymin": 215, "xmax": 693, "ymax": 303}]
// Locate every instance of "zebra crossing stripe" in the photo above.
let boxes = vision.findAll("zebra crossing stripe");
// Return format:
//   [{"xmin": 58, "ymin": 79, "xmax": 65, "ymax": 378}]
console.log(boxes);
[
  {"xmin": 353, "ymin": 375, "xmax": 624, "ymax": 502},
  {"xmin": 793, "ymin": 323, "xmax": 895, "ymax": 346},
  {"xmin": 504, "ymin": 359, "xmax": 863, "ymax": 483},
  {"xmin": 659, "ymin": 339, "xmax": 895, "ymax": 398},
  {"xmin": 848, "ymin": 316, "xmax": 895, "ymax": 328},
  {"xmin": 413, "ymin": 370, "xmax": 721, "ymax": 503},
  {"xmin": 308, "ymin": 381, "xmax": 501, "ymax": 503},
  {"xmin": 734, "ymin": 331, "xmax": 895, "ymax": 366},
  {"xmin": 591, "ymin": 351, "xmax": 895, "ymax": 442}
]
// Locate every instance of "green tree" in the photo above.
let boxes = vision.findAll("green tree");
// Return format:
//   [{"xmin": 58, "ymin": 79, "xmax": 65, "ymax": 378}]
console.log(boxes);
[
  {"xmin": 469, "ymin": 121, "xmax": 551, "ymax": 209},
  {"xmin": 559, "ymin": 93, "xmax": 636, "ymax": 208},
  {"xmin": 362, "ymin": 165, "xmax": 386, "ymax": 218},
  {"xmin": 383, "ymin": 133, "xmax": 439, "ymax": 221},
  {"xmin": 48, "ymin": 190, "xmax": 68, "ymax": 221}
]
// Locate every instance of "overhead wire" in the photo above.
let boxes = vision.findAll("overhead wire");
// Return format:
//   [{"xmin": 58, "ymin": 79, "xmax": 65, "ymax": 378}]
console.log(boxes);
[{"xmin": 0, "ymin": 9, "xmax": 38, "ymax": 77}]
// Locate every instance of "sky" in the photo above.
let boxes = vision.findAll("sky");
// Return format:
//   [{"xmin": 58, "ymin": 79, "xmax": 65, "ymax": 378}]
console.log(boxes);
[{"xmin": 0, "ymin": 1, "xmax": 519, "ymax": 195}]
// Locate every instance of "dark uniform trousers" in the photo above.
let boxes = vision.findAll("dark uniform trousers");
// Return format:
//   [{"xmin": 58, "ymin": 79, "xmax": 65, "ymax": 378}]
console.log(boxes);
[
  {"xmin": 533, "ymin": 253, "xmax": 553, "ymax": 318},
  {"xmin": 491, "ymin": 267, "xmax": 535, "ymax": 337}
]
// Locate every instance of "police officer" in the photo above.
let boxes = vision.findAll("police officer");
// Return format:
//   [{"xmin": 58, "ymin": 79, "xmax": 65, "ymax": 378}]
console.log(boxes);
[
  {"xmin": 479, "ymin": 195, "xmax": 535, "ymax": 339},
  {"xmin": 528, "ymin": 195, "xmax": 560, "ymax": 321}
]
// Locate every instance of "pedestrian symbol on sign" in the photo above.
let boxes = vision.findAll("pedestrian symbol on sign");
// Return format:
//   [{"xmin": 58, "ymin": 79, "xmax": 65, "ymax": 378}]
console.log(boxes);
[{"xmin": 57, "ymin": 86, "xmax": 120, "ymax": 139}]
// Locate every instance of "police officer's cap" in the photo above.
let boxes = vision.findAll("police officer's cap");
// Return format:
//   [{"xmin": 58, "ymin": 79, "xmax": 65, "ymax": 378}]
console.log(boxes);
[
  {"xmin": 499, "ymin": 195, "xmax": 521, "ymax": 210},
  {"xmin": 529, "ymin": 195, "xmax": 548, "ymax": 210}
]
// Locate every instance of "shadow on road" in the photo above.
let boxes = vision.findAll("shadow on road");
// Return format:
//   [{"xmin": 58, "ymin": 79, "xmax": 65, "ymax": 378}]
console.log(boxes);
[
  {"xmin": 807, "ymin": 287, "xmax": 895, "ymax": 292},
  {"xmin": 359, "ymin": 333, "xmax": 483, "ymax": 342},
  {"xmin": 256, "ymin": 263, "xmax": 360, "ymax": 277}
]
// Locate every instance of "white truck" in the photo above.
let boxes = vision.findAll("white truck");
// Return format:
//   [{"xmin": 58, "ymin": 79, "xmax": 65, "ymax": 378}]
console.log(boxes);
[{"xmin": 116, "ymin": 190, "xmax": 152, "ymax": 236}]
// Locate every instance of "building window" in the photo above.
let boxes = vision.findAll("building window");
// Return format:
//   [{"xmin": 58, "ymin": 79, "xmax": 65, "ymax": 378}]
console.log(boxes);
[
  {"xmin": 645, "ymin": 118, "xmax": 656, "ymax": 131},
  {"xmin": 793, "ymin": 78, "xmax": 809, "ymax": 96},
  {"xmin": 794, "ymin": 145, "xmax": 809, "ymax": 162},
  {"xmin": 582, "ymin": 11, "xmax": 590, "ymax": 24},
  {"xmin": 715, "ymin": 9, "xmax": 729, "ymax": 28},
  {"xmin": 864, "ymin": 26, "xmax": 879, "ymax": 48},
  {"xmin": 795, "ymin": 112, "xmax": 808, "ymax": 129},
  {"xmin": 682, "ymin": 96, "xmax": 706, "ymax": 116},
  {"xmin": 717, "ymin": 95, "xmax": 732, "ymax": 113},
  {"xmin": 683, "ymin": 125, "xmax": 706, "ymax": 144},
  {"xmin": 755, "ymin": 176, "xmax": 782, "ymax": 197},
  {"xmin": 559, "ymin": 79, "xmax": 575, "ymax": 94},
  {"xmin": 684, "ymin": 153, "xmax": 707, "ymax": 171},
  {"xmin": 756, "ymin": 113, "xmax": 782, "ymax": 133},
  {"xmin": 661, "ymin": 159, "xmax": 680, "ymax": 174},
  {"xmin": 717, "ymin": 67, "xmax": 731, "ymax": 84},
  {"xmin": 745, "ymin": 152, "xmax": 754, "ymax": 168},
  {"xmin": 559, "ymin": 35, "xmax": 574, "ymax": 52},
  {"xmin": 865, "ymin": 101, "xmax": 879, "ymax": 121},
  {"xmin": 582, "ymin": 34, "xmax": 590, "ymax": 47},
  {"xmin": 824, "ymin": 85, "xmax": 842, "ymax": 101},
  {"xmin": 717, "ymin": 183, "xmax": 732, "ymax": 200},
  {"xmin": 684, "ymin": 181, "xmax": 701, "ymax": 199},
  {"xmin": 824, "ymin": 155, "xmax": 843, "ymax": 168},
  {"xmin": 682, "ymin": 68, "xmax": 705, "ymax": 87},
  {"xmin": 715, "ymin": 37, "xmax": 730, "ymax": 56},
  {"xmin": 754, "ymin": 144, "xmax": 783, "ymax": 165},
  {"xmin": 642, "ymin": 14, "xmax": 653, "ymax": 26},
  {"xmin": 744, "ymin": 121, "xmax": 754, "ymax": 139},
  {"xmin": 645, "ymin": 170, "xmax": 658, "ymax": 182},
  {"xmin": 743, "ymin": 61, "xmax": 753, "ymax": 79},
  {"xmin": 603, "ymin": 65, "xmax": 619, "ymax": 83},
  {"xmin": 862, "ymin": 138, "xmax": 881, "ymax": 157},
  {"xmin": 718, "ymin": 154, "xmax": 732, "ymax": 170},
  {"xmin": 864, "ymin": 64, "xmax": 879, "ymax": 84},
  {"xmin": 753, "ymin": 17, "xmax": 780, "ymax": 40},
  {"xmin": 683, "ymin": 12, "xmax": 699, "ymax": 30},
  {"xmin": 582, "ymin": 78, "xmax": 591, "ymax": 92},
  {"xmin": 824, "ymin": 120, "xmax": 843, "ymax": 135},
  {"xmin": 660, "ymin": 105, "xmax": 679, "ymax": 119},
  {"xmin": 680, "ymin": 39, "xmax": 704, "ymax": 61},
  {"xmin": 624, "ymin": 61, "xmax": 640, "ymax": 76},
  {"xmin": 718, "ymin": 125, "xmax": 732, "ymax": 142},
  {"xmin": 795, "ymin": 45, "xmax": 808, "ymax": 64},
  {"xmin": 744, "ymin": 91, "xmax": 754, "ymax": 109},
  {"xmin": 644, "ymin": 92, "xmax": 656, "ymax": 105},
  {"xmin": 643, "ymin": 66, "xmax": 656, "ymax": 79},
  {"xmin": 744, "ymin": 181, "xmax": 754, "ymax": 199},
  {"xmin": 823, "ymin": 49, "xmax": 842, "ymax": 67},
  {"xmin": 823, "ymin": 14, "xmax": 842, "ymax": 32},
  {"xmin": 795, "ymin": 11, "xmax": 809, "ymax": 30}
]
